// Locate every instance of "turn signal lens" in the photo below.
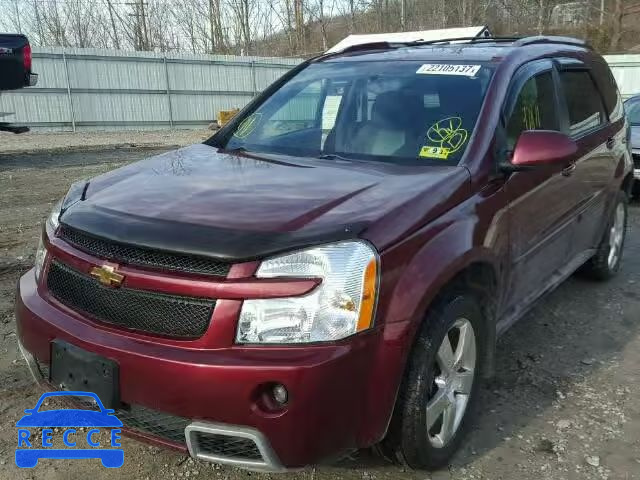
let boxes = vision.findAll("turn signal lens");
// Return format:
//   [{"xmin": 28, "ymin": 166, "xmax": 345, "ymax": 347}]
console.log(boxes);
[{"xmin": 357, "ymin": 258, "xmax": 378, "ymax": 332}]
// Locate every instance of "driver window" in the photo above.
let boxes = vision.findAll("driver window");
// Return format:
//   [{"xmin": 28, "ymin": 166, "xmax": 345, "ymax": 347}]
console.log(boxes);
[{"xmin": 506, "ymin": 72, "xmax": 559, "ymax": 150}]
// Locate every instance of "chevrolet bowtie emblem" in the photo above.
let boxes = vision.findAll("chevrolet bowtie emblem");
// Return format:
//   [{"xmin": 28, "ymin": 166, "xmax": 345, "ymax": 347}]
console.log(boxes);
[{"xmin": 89, "ymin": 265, "xmax": 124, "ymax": 287}]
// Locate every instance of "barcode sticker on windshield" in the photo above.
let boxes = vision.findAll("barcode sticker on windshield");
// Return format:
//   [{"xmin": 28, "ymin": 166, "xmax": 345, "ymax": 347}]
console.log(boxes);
[{"xmin": 416, "ymin": 64, "xmax": 481, "ymax": 77}]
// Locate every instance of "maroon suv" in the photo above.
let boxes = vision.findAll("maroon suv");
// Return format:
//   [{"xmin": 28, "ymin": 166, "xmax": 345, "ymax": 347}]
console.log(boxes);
[{"xmin": 16, "ymin": 36, "xmax": 633, "ymax": 471}]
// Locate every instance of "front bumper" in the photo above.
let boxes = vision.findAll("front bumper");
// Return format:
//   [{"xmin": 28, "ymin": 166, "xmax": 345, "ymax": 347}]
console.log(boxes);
[
  {"xmin": 634, "ymin": 168, "xmax": 640, "ymax": 180},
  {"xmin": 16, "ymin": 269, "xmax": 379, "ymax": 470}
]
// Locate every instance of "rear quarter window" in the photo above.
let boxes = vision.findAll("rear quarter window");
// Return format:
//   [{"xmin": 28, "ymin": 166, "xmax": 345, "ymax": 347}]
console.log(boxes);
[
  {"xmin": 560, "ymin": 71, "xmax": 606, "ymax": 137},
  {"xmin": 591, "ymin": 58, "xmax": 624, "ymax": 121}
]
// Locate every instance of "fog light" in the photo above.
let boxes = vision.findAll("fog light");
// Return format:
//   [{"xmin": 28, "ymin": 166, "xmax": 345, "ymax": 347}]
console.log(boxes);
[{"xmin": 272, "ymin": 384, "xmax": 288, "ymax": 405}]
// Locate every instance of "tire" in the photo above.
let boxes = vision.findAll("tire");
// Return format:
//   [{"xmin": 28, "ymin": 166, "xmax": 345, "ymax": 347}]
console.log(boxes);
[
  {"xmin": 378, "ymin": 291, "xmax": 486, "ymax": 470},
  {"xmin": 582, "ymin": 190, "xmax": 627, "ymax": 281},
  {"xmin": 632, "ymin": 181, "xmax": 640, "ymax": 201}
]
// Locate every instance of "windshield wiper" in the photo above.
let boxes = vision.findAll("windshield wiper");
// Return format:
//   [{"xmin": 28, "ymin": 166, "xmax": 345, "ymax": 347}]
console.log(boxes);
[
  {"xmin": 317, "ymin": 153, "xmax": 352, "ymax": 161},
  {"xmin": 223, "ymin": 146, "xmax": 250, "ymax": 154}
]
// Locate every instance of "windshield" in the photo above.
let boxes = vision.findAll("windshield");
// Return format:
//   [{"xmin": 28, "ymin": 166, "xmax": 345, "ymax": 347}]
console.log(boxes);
[
  {"xmin": 626, "ymin": 99, "xmax": 640, "ymax": 125},
  {"xmin": 220, "ymin": 60, "xmax": 494, "ymax": 165}
]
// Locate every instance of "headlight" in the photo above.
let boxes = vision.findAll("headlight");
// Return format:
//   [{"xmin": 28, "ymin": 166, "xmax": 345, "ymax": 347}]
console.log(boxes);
[
  {"xmin": 236, "ymin": 241, "xmax": 378, "ymax": 344},
  {"xmin": 47, "ymin": 179, "xmax": 86, "ymax": 232},
  {"xmin": 46, "ymin": 198, "xmax": 63, "ymax": 231},
  {"xmin": 34, "ymin": 235, "xmax": 47, "ymax": 282}
]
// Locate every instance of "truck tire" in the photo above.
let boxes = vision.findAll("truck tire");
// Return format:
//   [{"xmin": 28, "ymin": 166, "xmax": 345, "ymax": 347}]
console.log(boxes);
[
  {"xmin": 582, "ymin": 190, "xmax": 627, "ymax": 281},
  {"xmin": 378, "ymin": 291, "xmax": 486, "ymax": 470}
]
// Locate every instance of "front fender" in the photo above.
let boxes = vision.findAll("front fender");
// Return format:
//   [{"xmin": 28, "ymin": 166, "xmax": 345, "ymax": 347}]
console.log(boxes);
[{"xmin": 356, "ymin": 215, "xmax": 501, "ymax": 446}]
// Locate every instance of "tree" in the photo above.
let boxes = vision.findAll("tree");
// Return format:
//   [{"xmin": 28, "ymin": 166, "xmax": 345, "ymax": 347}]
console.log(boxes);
[
  {"xmin": 2, "ymin": 0, "xmax": 638, "ymax": 56},
  {"xmin": 609, "ymin": 0, "xmax": 640, "ymax": 51},
  {"xmin": 229, "ymin": 0, "xmax": 253, "ymax": 54}
]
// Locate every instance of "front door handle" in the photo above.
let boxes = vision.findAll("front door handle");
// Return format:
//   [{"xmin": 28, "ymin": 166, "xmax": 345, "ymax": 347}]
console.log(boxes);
[{"xmin": 562, "ymin": 163, "xmax": 576, "ymax": 177}]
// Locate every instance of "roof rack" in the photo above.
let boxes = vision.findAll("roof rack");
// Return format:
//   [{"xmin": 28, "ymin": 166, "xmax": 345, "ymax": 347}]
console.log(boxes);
[
  {"xmin": 512, "ymin": 35, "xmax": 591, "ymax": 49},
  {"xmin": 405, "ymin": 36, "xmax": 521, "ymax": 46},
  {"xmin": 328, "ymin": 36, "xmax": 519, "ymax": 56},
  {"xmin": 322, "ymin": 34, "xmax": 590, "ymax": 58}
]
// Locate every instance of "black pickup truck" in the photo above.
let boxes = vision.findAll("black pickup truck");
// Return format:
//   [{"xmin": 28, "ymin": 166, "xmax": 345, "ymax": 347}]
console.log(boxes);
[
  {"xmin": 0, "ymin": 33, "xmax": 37, "ymax": 90},
  {"xmin": 1, "ymin": 33, "xmax": 37, "ymax": 133}
]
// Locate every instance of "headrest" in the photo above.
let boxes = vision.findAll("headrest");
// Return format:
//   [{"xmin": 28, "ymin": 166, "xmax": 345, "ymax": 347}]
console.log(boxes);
[{"xmin": 371, "ymin": 91, "xmax": 425, "ymax": 128}]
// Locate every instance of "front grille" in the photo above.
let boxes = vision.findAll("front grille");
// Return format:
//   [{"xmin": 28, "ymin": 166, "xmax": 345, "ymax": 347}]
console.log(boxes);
[
  {"xmin": 59, "ymin": 225, "xmax": 230, "ymax": 277},
  {"xmin": 47, "ymin": 261, "xmax": 215, "ymax": 338},
  {"xmin": 633, "ymin": 153, "xmax": 640, "ymax": 169},
  {"xmin": 36, "ymin": 362, "xmax": 189, "ymax": 444},
  {"xmin": 194, "ymin": 431, "xmax": 262, "ymax": 460}
]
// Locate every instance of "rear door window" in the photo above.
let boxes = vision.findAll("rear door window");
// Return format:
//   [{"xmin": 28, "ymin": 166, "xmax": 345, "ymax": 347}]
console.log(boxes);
[
  {"xmin": 559, "ymin": 71, "xmax": 606, "ymax": 137},
  {"xmin": 505, "ymin": 71, "xmax": 559, "ymax": 150}
]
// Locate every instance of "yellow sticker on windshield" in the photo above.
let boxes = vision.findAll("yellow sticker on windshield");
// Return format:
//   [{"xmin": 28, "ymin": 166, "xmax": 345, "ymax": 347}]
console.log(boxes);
[
  {"xmin": 233, "ymin": 113, "xmax": 262, "ymax": 139},
  {"xmin": 419, "ymin": 146, "xmax": 451, "ymax": 159},
  {"xmin": 421, "ymin": 117, "xmax": 469, "ymax": 159}
]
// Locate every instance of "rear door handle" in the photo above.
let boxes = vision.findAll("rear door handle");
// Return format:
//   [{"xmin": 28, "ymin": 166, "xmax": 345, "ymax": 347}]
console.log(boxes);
[
  {"xmin": 606, "ymin": 137, "xmax": 615, "ymax": 150},
  {"xmin": 562, "ymin": 163, "xmax": 576, "ymax": 177}
]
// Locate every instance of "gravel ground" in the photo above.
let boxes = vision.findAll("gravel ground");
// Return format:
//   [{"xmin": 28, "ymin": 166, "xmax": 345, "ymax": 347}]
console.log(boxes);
[
  {"xmin": 0, "ymin": 130, "xmax": 211, "ymax": 154},
  {"xmin": 0, "ymin": 146, "xmax": 638, "ymax": 480}
]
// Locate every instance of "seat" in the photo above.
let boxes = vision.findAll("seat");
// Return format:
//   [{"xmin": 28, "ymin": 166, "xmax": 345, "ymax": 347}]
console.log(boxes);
[{"xmin": 349, "ymin": 91, "xmax": 426, "ymax": 157}]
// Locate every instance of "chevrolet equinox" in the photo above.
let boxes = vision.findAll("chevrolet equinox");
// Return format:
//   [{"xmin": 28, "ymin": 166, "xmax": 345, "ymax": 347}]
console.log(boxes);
[{"xmin": 16, "ymin": 35, "xmax": 633, "ymax": 471}]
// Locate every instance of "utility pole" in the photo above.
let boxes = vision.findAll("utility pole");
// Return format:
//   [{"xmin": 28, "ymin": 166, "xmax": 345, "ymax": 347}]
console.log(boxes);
[
  {"xmin": 401, "ymin": 0, "xmax": 406, "ymax": 31},
  {"xmin": 209, "ymin": 0, "xmax": 217, "ymax": 52},
  {"xmin": 139, "ymin": 0, "xmax": 149, "ymax": 50},
  {"xmin": 294, "ymin": 0, "xmax": 304, "ymax": 52},
  {"xmin": 126, "ymin": 0, "xmax": 149, "ymax": 51}
]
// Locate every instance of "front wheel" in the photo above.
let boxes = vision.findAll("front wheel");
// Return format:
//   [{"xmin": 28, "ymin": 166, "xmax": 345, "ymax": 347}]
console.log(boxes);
[
  {"xmin": 582, "ymin": 191, "xmax": 628, "ymax": 281},
  {"xmin": 378, "ymin": 292, "xmax": 485, "ymax": 469}
]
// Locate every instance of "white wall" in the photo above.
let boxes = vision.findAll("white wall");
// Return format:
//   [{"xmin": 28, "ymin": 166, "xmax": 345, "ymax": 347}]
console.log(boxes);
[{"xmin": 605, "ymin": 54, "xmax": 640, "ymax": 100}]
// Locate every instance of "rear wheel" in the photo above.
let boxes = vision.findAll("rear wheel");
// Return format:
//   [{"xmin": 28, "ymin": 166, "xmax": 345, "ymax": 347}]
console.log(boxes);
[
  {"xmin": 582, "ymin": 191, "xmax": 627, "ymax": 280},
  {"xmin": 378, "ymin": 292, "xmax": 485, "ymax": 470}
]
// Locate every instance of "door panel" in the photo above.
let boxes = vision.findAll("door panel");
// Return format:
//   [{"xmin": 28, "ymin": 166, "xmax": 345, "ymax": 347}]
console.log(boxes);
[
  {"xmin": 558, "ymin": 69, "xmax": 617, "ymax": 256},
  {"xmin": 505, "ymin": 168, "xmax": 574, "ymax": 311},
  {"xmin": 570, "ymin": 134, "xmax": 614, "ymax": 253},
  {"xmin": 501, "ymin": 66, "xmax": 579, "ymax": 312}
]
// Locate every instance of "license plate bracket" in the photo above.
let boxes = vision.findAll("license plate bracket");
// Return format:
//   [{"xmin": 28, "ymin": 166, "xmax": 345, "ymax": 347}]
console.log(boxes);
[{"xmin": 50, "ymin": 340, "xmax": 120, "ymax": 409}]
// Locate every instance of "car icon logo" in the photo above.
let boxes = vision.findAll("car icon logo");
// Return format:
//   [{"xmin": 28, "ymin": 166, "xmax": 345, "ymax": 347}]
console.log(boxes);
[{"xmin": 15, "ymin": 391, "xmax": 124, "ymax": 468}]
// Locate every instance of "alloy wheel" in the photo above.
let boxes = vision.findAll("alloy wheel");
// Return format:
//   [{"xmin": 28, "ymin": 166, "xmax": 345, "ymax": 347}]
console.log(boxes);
[
  {"xmin": 427, "ymin": 318, "xmax": 477, "ymax": 448},
  {"xmin": 607, "ymin": 202, "xmax": 625, "ymax": 270}
]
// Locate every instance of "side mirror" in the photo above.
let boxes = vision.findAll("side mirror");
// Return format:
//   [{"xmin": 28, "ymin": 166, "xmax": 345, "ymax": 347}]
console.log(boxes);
[{"xmin": 501, "ymin": 130, "xmax": 578, "ymax": 173}]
